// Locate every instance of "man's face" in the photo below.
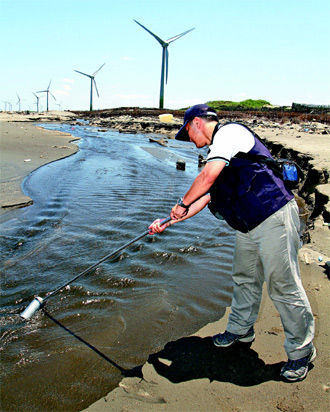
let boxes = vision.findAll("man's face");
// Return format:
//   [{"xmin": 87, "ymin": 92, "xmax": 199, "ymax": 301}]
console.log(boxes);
[{"xmin": 186, "ymin": 118, "xmax": 207, "ymax": 148}]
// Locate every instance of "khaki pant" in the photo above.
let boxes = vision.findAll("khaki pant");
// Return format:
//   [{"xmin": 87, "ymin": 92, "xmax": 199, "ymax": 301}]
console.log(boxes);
[{"xmin": 227, "ymin": 199, "xmax": 315, "ymax": 360}]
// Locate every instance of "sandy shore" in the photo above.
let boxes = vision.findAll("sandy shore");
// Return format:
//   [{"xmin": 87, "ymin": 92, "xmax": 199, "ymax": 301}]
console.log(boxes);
[
  {"xmin": 84, "ymin": 267, "xmax": 329, "ymax": 412},
  {"xmin": 0, "ymin": 112, "xmax": 329, "ymax": 411},
  {"xmin": 0, "ymin": 117, "xmax": 79, "ymax": 213}
]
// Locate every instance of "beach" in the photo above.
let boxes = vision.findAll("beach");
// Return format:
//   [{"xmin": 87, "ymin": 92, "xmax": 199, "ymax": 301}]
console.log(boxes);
[
  {"xmin": 0, "ymin": 112, "xmax": 329, "ymax": 411},
  {"xmin": 0, "ymin": 112, "xmax": 79, "ymax": 212}
]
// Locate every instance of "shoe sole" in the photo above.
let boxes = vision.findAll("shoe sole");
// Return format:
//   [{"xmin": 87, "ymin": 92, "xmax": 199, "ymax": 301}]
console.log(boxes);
[
  {"xmin": 213, "ymin": 333, "xmax": 255, "ymax": 347},
  {"xmin": 238, "ymin": 333, "xmax": 255, "ymax": 343},
  {"xmin": 281, "ymin": 347, "xmax": 316, "ymax": 382}
]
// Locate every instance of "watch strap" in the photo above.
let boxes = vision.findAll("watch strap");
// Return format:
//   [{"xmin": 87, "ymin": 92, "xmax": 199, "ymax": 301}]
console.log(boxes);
[{"xmin": 177, "ymin": 197, "xmax": 190, "ymax": 209}]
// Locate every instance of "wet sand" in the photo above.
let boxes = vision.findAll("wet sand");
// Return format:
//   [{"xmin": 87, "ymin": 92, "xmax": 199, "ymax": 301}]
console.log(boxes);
[{"xmin": 1, "ymin": 113, "xmax": 329, "ymax": 411}]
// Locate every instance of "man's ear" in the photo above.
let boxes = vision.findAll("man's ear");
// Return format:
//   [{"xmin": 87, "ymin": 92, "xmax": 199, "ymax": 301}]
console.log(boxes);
[{"xmin": 194, "ymin": 117, "xmax": 203, "ymax": 130}]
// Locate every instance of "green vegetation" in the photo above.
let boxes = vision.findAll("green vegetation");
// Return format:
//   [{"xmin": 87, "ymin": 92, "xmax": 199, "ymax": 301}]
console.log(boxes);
[{"xmin": 206, "ymin": 99, "xmax": 271, "ymax": 111}]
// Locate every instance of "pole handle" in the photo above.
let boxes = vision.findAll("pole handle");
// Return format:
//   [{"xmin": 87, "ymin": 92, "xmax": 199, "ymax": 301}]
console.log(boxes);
[{"xmin": 160, "ymin": 216, "xmax": 171, "ymax": 226}]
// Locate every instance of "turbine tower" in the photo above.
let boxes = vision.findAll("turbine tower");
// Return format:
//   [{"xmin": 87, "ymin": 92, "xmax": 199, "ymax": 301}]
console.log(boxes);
[
  {"xmin": 33, "ymin": 92, "xmax": 41, "ymax": 112},
  {"xmin": 37, "ymin": 81, "xmax": 56, "ymax": 112},
  {"xmin": 74, "ymin": 63, "xmax": 105, "ymax": 111},
  {"xmin": 134, "ymin": 20, "xmax": 194, "ymax": 109}
]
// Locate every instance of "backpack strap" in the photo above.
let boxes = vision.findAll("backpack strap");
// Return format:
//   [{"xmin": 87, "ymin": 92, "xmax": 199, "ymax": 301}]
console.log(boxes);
[
  {"xmin": 213, "ymin": 122, "xmax": 304, "ymax": 182},
  {"xmin": 234, "ymin": 152, "xmax": 283, "ymax": 178}
]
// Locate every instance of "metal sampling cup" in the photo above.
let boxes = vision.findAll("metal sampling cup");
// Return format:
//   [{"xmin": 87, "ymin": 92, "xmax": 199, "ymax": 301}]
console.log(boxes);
[{"xmin": 20, "ymin": 297, "xmax": 44, "ymax": 320}]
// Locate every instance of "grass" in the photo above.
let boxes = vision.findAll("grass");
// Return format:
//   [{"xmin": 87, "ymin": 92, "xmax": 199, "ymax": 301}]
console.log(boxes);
[{"xmin": 206, "ymin": 99, "xmax": 271, "ymax": 111}]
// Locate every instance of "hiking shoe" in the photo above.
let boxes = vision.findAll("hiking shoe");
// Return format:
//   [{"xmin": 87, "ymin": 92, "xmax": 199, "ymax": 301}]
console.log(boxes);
[
  {"xmin": 212, "ymin": 326, "xmax": 255, "ymax": 347},
  {"xmin": 280, "ymin": 347, "xmax": 316, "ymax": 382}
]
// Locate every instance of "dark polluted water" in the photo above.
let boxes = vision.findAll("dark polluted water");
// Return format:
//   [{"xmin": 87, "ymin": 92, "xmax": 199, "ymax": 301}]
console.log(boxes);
[{"xmin": 0, "ymin": 124, "xmax": 235, "ymax": 411}]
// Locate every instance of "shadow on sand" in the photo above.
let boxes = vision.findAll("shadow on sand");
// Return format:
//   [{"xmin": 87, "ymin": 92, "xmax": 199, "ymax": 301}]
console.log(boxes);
[{"xmin": 147, "ymin": 335, "xmax": 285, "ymax": 386}]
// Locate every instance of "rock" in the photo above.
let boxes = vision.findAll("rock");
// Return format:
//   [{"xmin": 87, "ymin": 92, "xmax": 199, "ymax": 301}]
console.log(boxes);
[{"xmin": 149, "ymin": 137, "xmax": 167, "ymax": 147}]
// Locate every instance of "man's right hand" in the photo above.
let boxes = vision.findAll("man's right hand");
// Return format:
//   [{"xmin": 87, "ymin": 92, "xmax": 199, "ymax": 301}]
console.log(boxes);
[{"xmin": 148, "ymin": 218, "xmax": 171, "ymax": 235}]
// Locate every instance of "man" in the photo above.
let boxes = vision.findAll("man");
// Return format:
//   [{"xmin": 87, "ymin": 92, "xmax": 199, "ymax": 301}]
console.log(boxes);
[{"xmin": 149, "ymin": 104, "xmax": 315, "ymax": 382}]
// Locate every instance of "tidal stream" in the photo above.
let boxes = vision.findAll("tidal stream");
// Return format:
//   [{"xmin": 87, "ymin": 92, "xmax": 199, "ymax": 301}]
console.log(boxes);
[{"xmin": 0, "ymin": 124, "xmax": 235, "ymax": 411}]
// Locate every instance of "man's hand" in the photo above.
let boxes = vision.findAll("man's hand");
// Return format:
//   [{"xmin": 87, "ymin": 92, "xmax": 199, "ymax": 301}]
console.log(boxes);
[{"xmin": 148, "ymin": 218, "xmax": 171, "ymax": 235}]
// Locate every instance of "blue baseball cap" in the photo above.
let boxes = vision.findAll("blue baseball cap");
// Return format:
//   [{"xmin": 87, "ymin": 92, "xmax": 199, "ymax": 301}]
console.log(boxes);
[{"xmin": 175, "ymin": 104, "xmax": 218, "ymax": 141}]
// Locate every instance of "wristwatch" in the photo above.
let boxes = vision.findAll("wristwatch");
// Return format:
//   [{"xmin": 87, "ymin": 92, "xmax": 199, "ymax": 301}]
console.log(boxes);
[{"xmin": 177, "ymin": 197, "xmax": 190, "ymax": 209}]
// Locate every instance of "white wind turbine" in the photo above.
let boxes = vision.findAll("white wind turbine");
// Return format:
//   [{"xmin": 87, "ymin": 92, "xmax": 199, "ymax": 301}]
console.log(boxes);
[
  {"xmin": 74, "ymin": 63, "xmax": 105, "ymax": 111},
  {"xmin": 134, "ymin": 20, "xmax": 195, "ymax": 109},
  {"xmin": 37, "ymin": 80, "xmax": 56, "ymax": 111},
  {"xmin": 33, "ymin": 93, "xmax": 41, "ymax": 112},
  {"xmin": 16, "ymin": 93, "xmax": 21, "ymax": 111}
]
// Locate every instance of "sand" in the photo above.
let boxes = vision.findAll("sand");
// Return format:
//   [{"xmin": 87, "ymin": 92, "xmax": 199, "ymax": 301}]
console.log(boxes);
[
  {"xmin": 0, "ymin": 119, "xmax": 79, "ymax": 212},
  {"xmin": 0, "ymin": 112, "xmax": 329, "ymax": 411},
  {"xmin": 84, "ymin": 273, "xmax": 330, "ymax": 412}
]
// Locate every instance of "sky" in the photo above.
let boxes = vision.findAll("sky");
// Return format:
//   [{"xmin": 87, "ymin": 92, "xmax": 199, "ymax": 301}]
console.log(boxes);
[{"xmin": 1, "ymin": 0, "xmax": 329, "ymax": 111}]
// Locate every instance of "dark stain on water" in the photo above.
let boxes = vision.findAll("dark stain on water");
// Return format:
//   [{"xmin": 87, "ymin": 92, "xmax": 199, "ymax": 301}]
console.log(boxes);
[{"xmin": 0, "ymin": 124, "xmax": 235, "ymax": 411}]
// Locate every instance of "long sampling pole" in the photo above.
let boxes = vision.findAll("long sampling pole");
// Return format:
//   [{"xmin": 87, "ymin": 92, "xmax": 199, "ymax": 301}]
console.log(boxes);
[{"xmin": 20, "ymin": 217, "xmax": 171, "ymax": 320}]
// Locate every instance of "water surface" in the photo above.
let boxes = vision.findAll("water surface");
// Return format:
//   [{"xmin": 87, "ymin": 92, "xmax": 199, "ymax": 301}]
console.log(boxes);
[{"xmin": 0, "ymin": 124, "xmax": 235, "ymax": 411}]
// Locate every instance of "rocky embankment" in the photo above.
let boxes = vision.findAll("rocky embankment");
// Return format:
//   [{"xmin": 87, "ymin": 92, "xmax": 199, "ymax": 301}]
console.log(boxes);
[{"xmin": 75, "ymin": 107, "xmax": 183, "ymax": 136}]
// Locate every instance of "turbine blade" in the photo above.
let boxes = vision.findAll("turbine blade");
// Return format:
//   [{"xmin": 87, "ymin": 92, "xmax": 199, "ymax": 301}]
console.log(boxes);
[
  {"xmin": 165, "ymin": 48, "xmax": 169, "ymax": 84},
  {"xmin": 50, "ymin": 92, "xmax": 56, "ymax": 101},
  {"xmin": 167, "ymin": 27, "xmax": 195, "ymax": 43},
  {"xmin": 134, "ymin": 19, "xmax": 167, "ymax": 46},
  {"xmin": 92, "ymin": 63, "xmax": 105, "ymax": 77},
  {"xmin": 47, "ymin": 80, "xmax": 52, "ymax": 90},
  {"xmin": 74, "ymin": 69, "xmax": 92, "ymax": 78},
  {"xmin": 93, "ymin": 79, "xmax": 99, "ymax": 97},
  {"xmin": 36, "ymin": 90, "xmax": 47, "ymax": 93}
]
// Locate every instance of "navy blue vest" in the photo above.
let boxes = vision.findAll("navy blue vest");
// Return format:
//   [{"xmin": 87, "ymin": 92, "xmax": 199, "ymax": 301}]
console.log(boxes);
[{"xmin": 208, "ymin": 123, "xmax": 294, "ymax": 232}]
